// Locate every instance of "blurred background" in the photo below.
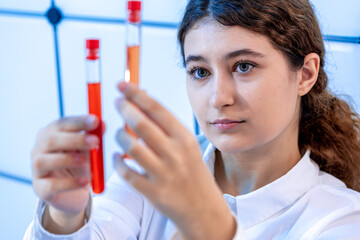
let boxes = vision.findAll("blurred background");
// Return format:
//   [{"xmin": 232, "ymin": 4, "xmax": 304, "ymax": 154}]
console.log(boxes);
[{"xmin": 0, "ymin": 0, "xmax": 359, "ymax": 239}]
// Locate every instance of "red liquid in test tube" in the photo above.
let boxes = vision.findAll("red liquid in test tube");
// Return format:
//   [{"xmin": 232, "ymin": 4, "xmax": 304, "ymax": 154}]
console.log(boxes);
[{"xmin": 86, "ymin": 39, "xmax": 105, "ymax": 194}]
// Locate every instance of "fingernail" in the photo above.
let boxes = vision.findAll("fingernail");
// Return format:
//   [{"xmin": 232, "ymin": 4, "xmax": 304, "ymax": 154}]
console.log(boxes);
[
  {"xmin": 86, "ymin": 135, "xmax": 99, "ymax": 147},
  {"xmin": 74, "ymin": 154, "xmax": 85, "ymax": 164},
  {"xmin": 115, "ymin": 97, "xmax": 125, "ymax": 108},
  {"xmin": 113, "ymin": 152, "xmax": 122, "ymax": 160},
  {"xmin": 118, "ymin": 82, "xmax": 127, "ymax": 92},
  {"xmin": 116, "ymin": 128, "xmax": 134, "ymax": 152},
  {"xmin": 85, "ymin": 115, "xmax": 96, "ymax": 128},
  {"xmin": 113, "ymin": 153, "xmax": 126, "ymax": 174},
  {"xmin": 115, "ymin": 82, "xmax": 125, "ymax": 96},
  {"xmin": 77, "ymin": 177, "xmax": 88, "ymax": 186}
]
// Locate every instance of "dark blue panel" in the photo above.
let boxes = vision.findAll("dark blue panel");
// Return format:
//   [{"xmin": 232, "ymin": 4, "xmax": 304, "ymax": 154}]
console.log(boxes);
[
  {"xmin": 0, "ymin": 171, "xmax": 32, "ymax": 185},
  {"xmin": 0, "ymin": 9, "xmax": 44, "ymax": 18},
  {"xmin": 323, "ymin": 35, "xmax": 360, "ymax": 44}
]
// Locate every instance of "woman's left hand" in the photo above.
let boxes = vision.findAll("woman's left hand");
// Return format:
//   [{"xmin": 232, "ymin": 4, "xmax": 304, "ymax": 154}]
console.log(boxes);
[{"xmin": 113, "ymin": 82, "xmax": 236, "ymax": 240}]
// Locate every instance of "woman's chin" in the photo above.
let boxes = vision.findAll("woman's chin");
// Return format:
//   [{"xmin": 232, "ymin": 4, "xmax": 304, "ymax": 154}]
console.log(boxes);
[{"xmin": 210, "ymin": 138, "xmax": 256, "ymax": 154}]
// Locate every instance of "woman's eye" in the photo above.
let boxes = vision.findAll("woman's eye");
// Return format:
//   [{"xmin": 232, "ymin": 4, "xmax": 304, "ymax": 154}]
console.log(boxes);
[
  {"xmin": 195, "ymin": 68, "xmax": 208, "ymax": 78},
  {"xmin": 188, "ymin": 68, "xmax": 209, "ymax": 80},
  {"xmin": 235, "ymin": 63, "xmax": 254, "ymax": 73}
]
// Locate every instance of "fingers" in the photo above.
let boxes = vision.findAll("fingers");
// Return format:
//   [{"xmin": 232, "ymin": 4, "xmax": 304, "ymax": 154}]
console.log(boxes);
[
  {"xmin": 39, "ymin": 132, "xmax": 99, "ymax": 153},
  {"xmin": 102, "ymin": 121, "xmax": 106, "ymax": 135},
  {"xmin": 115, "ymin": 128, "xmax": 163, "ymax": 175},
  {"xmin": 34, "ymin": 177, "xmax": 89, "ymax": 201},
  {"xmin": 33, "ymin": 152, "xmax": 87, "ymax": 178},
  {"xmin": 117, "ymin": 82, "xmax": 189, "ymax": 138},
  {"xmin": 113, "ymin": 153, "xmax": 154, "ymax": 196},
  {"xmin": 50, "ymin": 115, "xmax": 100, "ymax": 132},
  {"xmin": 115, "ymin": 98, "xmax": 172, "ymax": 157},
  {"xmin": 31, "ymin": 115, "xmax": 96, "ymax": 208},
  {"xmin": 33, "ymin": 115, "xmax": 102, "ymax": 155}
]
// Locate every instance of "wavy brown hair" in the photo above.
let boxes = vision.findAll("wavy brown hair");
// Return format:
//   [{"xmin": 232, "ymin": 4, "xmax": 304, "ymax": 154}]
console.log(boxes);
[{"xmin": 178, "ymin": 0, "xmax": 360, "ymax": 191}]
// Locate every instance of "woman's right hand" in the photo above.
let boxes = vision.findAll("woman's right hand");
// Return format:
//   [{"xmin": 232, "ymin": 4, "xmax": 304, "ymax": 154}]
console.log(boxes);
[{"xmin": 31, "ymin": 115, "xmax": 100, "ymax": 234}]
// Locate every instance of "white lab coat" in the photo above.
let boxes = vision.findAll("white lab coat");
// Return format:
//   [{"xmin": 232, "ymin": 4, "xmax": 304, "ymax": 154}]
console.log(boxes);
[{"xmin": 24, "ymin": 135, "xmax": 360, "ymax": 239}]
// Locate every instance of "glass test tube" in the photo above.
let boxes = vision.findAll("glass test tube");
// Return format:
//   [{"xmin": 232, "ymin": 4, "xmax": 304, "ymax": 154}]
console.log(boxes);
[
  {"xmin": 124, "ymin": 1, "xmax": 142, "ymax": 143},
  {"xmin": 86, "ymin": 39, "xmax": 105, "ymax": 194}
]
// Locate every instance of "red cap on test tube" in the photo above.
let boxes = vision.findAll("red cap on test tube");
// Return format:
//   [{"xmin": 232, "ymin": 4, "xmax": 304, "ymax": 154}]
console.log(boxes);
[
  {"xmin": 128, "ymin": 1, "xmax": 141, "ymax": 10},
  {"xmin": 86, "ymin": 39, "xmax": 100, "ymax": 60},
  {"xmin": 86, "ymin": 39, "xmax": 99, "ymax": 49},
  {"xmin": 127, "ymin": 1, "xmax": 141, "ymax": 23}
]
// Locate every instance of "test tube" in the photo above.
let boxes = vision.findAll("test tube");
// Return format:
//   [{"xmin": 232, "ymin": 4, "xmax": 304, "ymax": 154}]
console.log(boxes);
[
  {"xmin": 86, "ymin": 39, "xmax": 105, "ymax": 194},
  {"xmin": 124, "ymin": 1, "xmax": 142, "ymax": 144},
  {"xmin": 125, "ymin": 0, "xmax": 141, "ymax": 85}
]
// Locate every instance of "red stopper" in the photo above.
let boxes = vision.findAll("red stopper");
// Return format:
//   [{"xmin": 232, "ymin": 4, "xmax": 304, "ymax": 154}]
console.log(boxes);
[
  {"xmin": 127, "ymin": 1, "xmax": 141, "ymax": 11},
  {"xmin": 86, "ymin": 39, "xmax": 100, "ymax": 60},
  {"xmin": 86, "ymin": 39, "xmax": 99, "ymax": 49},
  {"xmin": 127, "ymin": 1, "xmax": 141, "ymax": 23}
]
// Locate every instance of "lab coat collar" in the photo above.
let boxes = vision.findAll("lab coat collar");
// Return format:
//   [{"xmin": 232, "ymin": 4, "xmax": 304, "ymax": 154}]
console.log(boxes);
[{"xmin": 203, "ymin": 143, "xmax": 319, "ymax": 229}]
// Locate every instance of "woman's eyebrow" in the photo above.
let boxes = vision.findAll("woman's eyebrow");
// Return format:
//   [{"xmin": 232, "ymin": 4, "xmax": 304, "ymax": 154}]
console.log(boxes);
[
  {"xmin": 225, "ymin": 49, "xmax": 265, "ymax": 60},
  {"xmin": 184, "ymin": 49, "xmax": 265, "ymax": 67},
  {"xmin": 185, "ymin": 55, "xmax": 207, "ymax": 66}
]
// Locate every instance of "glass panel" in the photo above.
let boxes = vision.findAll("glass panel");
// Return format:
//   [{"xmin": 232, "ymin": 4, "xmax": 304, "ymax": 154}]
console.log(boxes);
[
  {"xmin": 0, "ymin": 178, "xmax": 37, "ymax": 239},
  {"xmin": 325, "ymin": 41, "xmax": 360, "ymax": 113},
  {"xmin": 0, "ymin": 0, "xmax": 50, "ymax": 13},
  {"xmin": 54, "ymin": 0, "xmax": 125, "ymax": 19},
  {"xmin": 0, "ymin": 15, "xmax": 59, "ymax": 178},
  {"xmin": 54, "ymin": 0, "xmax": 188, "ymax": 24},
  {"xmin": 141, "ymin": 26, "xmax": 193, "ymax": 131},
  {"xmin": 143, "ymin": 0, "xmax": 187, "ymax": 24},
  {"xmin": 312, "ymin": 0, "xmax": 360, "ymax": 36}
]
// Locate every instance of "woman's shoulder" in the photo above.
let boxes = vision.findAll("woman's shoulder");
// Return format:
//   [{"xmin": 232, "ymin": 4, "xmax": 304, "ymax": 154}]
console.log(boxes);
[
  {"xmin": 309, "ymin": 170, "xmax": 360, "ymax": 208},
  {"xmin": 285, "ymin": 173, "xmax": 360, "ymax": 239}
]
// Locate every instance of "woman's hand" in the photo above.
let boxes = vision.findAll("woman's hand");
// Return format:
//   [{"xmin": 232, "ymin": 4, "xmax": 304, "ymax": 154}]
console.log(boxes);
[
  {"xmin": 114, "ymin": 82, "xmax": 236, "ymax": 240},
  {"xmin": 31, "ymin": 115, "xmax": 100, "ymax": 234}
]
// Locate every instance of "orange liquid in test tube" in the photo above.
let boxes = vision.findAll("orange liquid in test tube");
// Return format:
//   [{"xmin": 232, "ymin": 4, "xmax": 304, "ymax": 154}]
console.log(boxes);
[
  {"xmin": 126, "ymin": 45, "xmax": 140, "ymax": 85},
  {"xmin": 125, "ymin": 45, "xmax": 140, "ymax": 138}
]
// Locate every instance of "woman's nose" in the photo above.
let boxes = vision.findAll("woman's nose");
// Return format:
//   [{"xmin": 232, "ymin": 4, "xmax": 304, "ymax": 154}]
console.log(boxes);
[{"xmin": 209, "ymin": 73, "xmax": 236, "ymax": 109}]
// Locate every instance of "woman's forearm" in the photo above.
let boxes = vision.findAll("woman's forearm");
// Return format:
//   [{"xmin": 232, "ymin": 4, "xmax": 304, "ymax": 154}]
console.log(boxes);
[{"xmin": 42, "ymin": 205, "xmax": 86, "ymax": 235}]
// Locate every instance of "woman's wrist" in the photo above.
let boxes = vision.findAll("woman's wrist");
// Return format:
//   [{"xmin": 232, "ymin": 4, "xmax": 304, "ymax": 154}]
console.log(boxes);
[
  {"xmin": 200, "ymin": 209, "xmax": 236, "ymax": 240},
  {"xmin": 42, "ymin": 205, "xmax": 86, "ymax": 235},
  {"xmin": 178, "ymin": 205, "xmax": 237, "ymax": 240}
]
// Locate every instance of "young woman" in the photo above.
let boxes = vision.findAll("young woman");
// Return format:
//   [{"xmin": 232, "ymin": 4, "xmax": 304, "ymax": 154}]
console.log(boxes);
[{"xmin": 25, "ymin": 0, "xmax": 360, "ymax": 239}]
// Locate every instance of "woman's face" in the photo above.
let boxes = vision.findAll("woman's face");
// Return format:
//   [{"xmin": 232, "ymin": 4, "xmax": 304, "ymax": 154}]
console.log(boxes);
[{"xmin": 184, "ymin": 20, "xmax": 301, "ymax": 153}]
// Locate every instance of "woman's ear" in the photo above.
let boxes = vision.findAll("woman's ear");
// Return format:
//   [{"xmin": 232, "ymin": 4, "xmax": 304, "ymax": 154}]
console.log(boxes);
[{"xmin": 297, "ymin": 53, "xmax": 320, "ymax": 96}]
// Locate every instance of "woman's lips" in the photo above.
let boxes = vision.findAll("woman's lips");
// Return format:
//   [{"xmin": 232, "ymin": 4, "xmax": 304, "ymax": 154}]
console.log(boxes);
[{"xmin": 211, "ymin": 119, "xmax": 246, "ymax": 131}]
